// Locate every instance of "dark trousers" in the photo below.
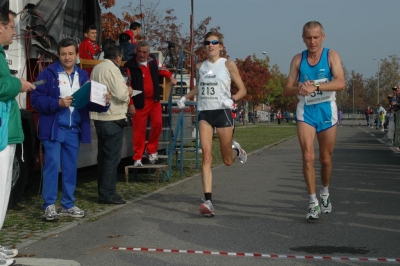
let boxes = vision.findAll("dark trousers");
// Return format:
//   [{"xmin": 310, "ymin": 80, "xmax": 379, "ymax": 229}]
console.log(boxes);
[{"xmin": 94, "ymin": 120, "xmax": 124, "ymax": 200}]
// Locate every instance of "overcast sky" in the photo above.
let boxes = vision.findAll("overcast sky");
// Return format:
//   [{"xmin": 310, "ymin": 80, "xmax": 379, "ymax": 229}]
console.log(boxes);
[{"xmin": 107, "ymin": 0, "xmax": 400, "ymax": 78}]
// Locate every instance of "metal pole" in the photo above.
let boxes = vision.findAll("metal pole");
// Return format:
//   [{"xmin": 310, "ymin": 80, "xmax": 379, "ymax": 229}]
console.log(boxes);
[
  {"xmin": 352, "ymin": 77, "xmax": 354, "ymax": 114},
  {"xmin": 378, "ymin": 60, "xmax": 380, "ymax": 105},
  {"xmin": 375, "ymin": 58, "xmax": 382, "ymax": 105},
  {"xmin": 190, "ymin": 0, "xmax": 194, "ymax": 90}
]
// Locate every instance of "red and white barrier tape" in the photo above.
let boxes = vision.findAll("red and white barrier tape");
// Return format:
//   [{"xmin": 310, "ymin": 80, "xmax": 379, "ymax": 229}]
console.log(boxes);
[{"xmin": 110, "ymin": 246, "xmax": 400, "ymax": 263}]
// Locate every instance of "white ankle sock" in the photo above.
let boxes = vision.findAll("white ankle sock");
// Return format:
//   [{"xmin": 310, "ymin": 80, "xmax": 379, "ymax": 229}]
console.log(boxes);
[
  {"xmin": 309, "ymin": 193, "xmax": 318, "ymax": 203},
  {"xmin": 320, "ymin": 186, "xmax": 329, "ymax": 195}
]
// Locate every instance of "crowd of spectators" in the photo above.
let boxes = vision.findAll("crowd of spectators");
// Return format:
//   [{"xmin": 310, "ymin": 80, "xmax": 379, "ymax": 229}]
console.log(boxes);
[
  {"xmin": 232, "ymin": 109, "xmax": 293, "ymax": 124},
  {"xmin": 366, "ymin": 85, "xmax": 400, "ymax": 149}
]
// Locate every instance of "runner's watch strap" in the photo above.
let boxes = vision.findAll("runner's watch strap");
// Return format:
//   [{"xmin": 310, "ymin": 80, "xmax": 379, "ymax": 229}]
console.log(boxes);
[
  {"xmin": 315, "ymin": 84, "xmax": 320, "ymax": 92},
  {"xmin": 231, "ymin": 96, "xmax": 236, "ymax": 103}
]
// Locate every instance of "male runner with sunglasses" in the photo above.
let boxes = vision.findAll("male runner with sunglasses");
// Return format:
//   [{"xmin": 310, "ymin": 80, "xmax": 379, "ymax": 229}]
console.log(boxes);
[{"xmin": 177, "ymin": 31, "xmax": 247, "ymax": 216}]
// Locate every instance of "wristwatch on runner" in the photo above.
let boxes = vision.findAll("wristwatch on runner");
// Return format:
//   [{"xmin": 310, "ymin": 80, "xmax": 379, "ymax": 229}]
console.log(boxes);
[{"xmin": 315, "ymin": 83, "xmax": 320, "ymax": 92}]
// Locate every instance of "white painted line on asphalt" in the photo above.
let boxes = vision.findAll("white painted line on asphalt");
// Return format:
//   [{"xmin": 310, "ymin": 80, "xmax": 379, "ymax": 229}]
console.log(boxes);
[
  {"xmin": 15, "ymin": 258, "xmax": 80, "ymax": 265},
  {"xmin": 370, "ymin": 134, "xmax": 375, "ymax": 137},
  {"xmin": 110, "ymin": 246, "xmax": 400, "ymax": 263}
]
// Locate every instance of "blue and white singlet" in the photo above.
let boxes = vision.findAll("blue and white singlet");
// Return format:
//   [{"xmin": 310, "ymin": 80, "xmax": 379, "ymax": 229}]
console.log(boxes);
[{"xmin": 297, "ymin": 48, "xmax": 338, "ymax": 132}]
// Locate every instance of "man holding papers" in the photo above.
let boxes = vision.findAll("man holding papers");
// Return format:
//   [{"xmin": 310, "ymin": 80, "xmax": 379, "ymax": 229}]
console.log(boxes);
[
  {"xmin": 31, "ymin": 38, "xmax": 110, "ymax": 221},
  {"xmin": 90, "ymin": 43, "xmax": 134, "ymax": 205}
]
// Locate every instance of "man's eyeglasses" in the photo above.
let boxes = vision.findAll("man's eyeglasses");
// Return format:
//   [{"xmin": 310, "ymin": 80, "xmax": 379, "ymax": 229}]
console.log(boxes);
[
  {"xmin": 204, "ymin": 40, "xmax": 219, "ymax": 46},
  {"xmin": 1, "ymin": 23, "xmax": 16, "ymax": 31}
]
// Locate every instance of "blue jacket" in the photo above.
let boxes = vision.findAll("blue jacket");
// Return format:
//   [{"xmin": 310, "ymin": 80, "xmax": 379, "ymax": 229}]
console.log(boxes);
[
  {"xmin": 31, "ymin": 62, "xmax": 108, "ymax": 143},
  {"xmin": 120, "ymin": 41, "xmax": 136, "ymax": 61}
]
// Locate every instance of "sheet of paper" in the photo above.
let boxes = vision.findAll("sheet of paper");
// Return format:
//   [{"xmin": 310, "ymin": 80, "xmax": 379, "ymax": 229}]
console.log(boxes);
[
  {"xmin": 90, "ymin": 80, "xmax": 107, "ymax": 106},
  {"xmin": 132, "ymin": 90, "xmax": 142, "ymax": 96}
]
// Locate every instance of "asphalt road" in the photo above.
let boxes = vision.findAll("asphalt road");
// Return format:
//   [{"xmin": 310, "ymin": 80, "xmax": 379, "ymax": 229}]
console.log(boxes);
[{"xmin": 14, "ymin": 125, "xmax": 400, "ymax": 266}]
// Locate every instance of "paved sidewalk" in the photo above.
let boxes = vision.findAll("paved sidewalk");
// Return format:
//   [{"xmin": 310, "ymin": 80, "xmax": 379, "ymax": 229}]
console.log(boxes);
[{"xmin": 14, "ymin": 125, "xmax": 400, "ymax": 265}]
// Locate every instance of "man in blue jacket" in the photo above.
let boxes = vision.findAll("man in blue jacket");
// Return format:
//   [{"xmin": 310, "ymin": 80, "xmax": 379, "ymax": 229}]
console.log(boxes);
[
  {"xmin": 0, "ymin": 9, "xmax": 35, "ymax": 265},
  {"xmin": 31, "ymin": 38, "xmax": 110, "ymax": 221}
]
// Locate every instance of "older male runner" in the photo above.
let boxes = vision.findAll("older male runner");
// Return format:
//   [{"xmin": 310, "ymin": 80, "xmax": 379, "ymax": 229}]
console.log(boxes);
[{"xmin": 283, "ymin": 21, "xmax": 346, "ymax": 222}]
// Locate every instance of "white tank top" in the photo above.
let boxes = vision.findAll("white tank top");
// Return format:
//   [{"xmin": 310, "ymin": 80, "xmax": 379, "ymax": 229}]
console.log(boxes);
[{"xmin": 198, "ymin": 58, "xmax": 231, "ymax": 110}]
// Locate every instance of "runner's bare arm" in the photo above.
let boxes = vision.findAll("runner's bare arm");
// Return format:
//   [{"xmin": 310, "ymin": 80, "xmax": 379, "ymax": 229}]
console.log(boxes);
[{"xmin": 319, "ymin": 50, "xmax": 345, "ymax": 92}]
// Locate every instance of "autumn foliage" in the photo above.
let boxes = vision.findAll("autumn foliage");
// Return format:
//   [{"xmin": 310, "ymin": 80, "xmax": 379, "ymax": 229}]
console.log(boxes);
[
  {"xmin": 233, "ymin": 56, "xmax": 270, "ymax": 104},
  {"xmin": 99, "ymin": 0, "xmax": 289, "ymax": 109},
  {"xmin": 99, "ymin": 1, "xmax": 223, "ymax": 68},
  {"xmin": 98, "ymin": 0, "xmax": 115, "ymax": 9},
  {"xmin": 101, "ymin": 12, "xmax": 129, "ymax": 41}
]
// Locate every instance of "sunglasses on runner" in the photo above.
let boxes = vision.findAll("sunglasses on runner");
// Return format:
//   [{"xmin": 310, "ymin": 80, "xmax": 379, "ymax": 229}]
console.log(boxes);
[{"xmin": 204, "ymin": 40, "xmax": 219, "ymax": 45}]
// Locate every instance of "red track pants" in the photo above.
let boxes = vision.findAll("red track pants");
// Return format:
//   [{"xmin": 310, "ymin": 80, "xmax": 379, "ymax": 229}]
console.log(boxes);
[{"xmin": 131, "ymin": 99, "xmax": 162, "ymax": 160}]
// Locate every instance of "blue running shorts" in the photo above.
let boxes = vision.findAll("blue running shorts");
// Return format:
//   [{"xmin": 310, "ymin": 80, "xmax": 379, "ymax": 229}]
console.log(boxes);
[{"xmin": 296, "ymin": 101, "xmax": 338, "ymax": 133}]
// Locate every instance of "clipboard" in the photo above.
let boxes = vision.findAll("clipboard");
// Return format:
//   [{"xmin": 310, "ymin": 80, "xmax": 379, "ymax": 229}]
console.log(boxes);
[{"xmin": 71, "ymin": 82, "xmax": 91, "ymax": 109}]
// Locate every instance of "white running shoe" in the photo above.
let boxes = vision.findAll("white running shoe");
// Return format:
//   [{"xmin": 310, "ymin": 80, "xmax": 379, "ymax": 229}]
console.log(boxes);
[
  {"xmin": 199, "ymin": 199, "xmax": 215, "ymax": 217},
  {"xmin": 232, "ymin": 140, "xmax": 247, "ymax": 163},
  {"xmin": 43, "ymin": 204, "xmax": 60, "ymax": 221},
  {"xmin": 60, "ymin": 206, "xmax": 85, "ymax": 218},
  {"xmin": 148, "ymin": 153, "xmax": 158, "ymax": 164},
  {"xmin": 306, "ymin": 202, "xmax": 321, "ymax": 221},
  {"xmin": 133, "ymin": 160, "xmax": 143, "ymax": 167},
  {"xmin": 0, "ymin": 253, "xmax": 15, "ymax": 266},
  {"xmin": 320, "ymin": 194, "xmax": 332, "ymax": 214},
  {"xmin": 0, "ymin": 245, "xmax": 17, "ymax": 258}
]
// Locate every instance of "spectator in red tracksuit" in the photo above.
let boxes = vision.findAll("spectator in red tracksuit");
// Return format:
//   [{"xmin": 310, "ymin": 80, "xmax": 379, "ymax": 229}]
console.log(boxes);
[{"xmin": 125, "ymin": 41, "xmax": 177, "ymax": 166}]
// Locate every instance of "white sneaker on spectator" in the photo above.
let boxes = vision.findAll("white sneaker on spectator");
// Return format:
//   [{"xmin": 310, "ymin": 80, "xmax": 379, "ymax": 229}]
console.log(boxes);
[
  {"xmin": 148, "ymin": 152, "xmax": 158, "ymax": 164},
  {"xmin": 60, "ymin": 206, "xmax": 85, "ymax": 218},
  {"xmin": 0, "ymin": 253, "xmax": 14, "ymax": 266},
  {"xmin": 43, "ymin": 204, "xmax": 59, "ymax": 221},
  {"xmin": 0, "ymin": 245, "xmax": 17, "ymax": 258},
  {"xmin": 133, "ymin": 160, "xmax": 143, "ymax": 167}
]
